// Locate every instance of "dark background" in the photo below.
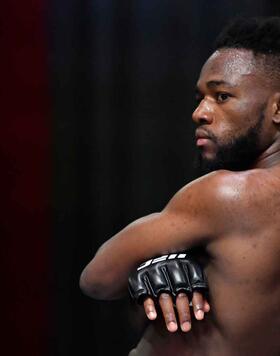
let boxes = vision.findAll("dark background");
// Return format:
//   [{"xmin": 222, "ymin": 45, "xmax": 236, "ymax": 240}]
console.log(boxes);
[
  {"xmin": 2, "ymin": 1, "xmax": 280, "ymax": 356},
  {"xmin": 51, "ymin": 1, "xmax": 280, "ymax": 355}
]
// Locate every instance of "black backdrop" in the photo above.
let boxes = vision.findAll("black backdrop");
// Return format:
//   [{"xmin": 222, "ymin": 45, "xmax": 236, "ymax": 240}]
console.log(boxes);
[{"xmin": 51, "ymin": 1, "xmax": 280, "ymax": 355}]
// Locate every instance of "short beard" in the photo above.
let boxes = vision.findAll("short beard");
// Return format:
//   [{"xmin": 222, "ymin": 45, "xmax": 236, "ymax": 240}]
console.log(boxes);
[{"xmin": 195, "ymin": 110, "xmax": 265, "ymax": 176}]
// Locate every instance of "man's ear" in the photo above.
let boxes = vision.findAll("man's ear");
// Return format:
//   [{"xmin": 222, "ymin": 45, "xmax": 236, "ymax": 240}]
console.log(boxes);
[{"xmin": 272, "ymin": 92, "xmax": 280, "ymax": 124}]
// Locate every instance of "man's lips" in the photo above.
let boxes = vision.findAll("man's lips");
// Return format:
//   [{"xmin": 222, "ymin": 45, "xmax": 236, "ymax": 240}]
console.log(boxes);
[
  {"xmin": 196, "ymin": 138, "xmax": 211, "ymax": 146},
  {"xmin": 195, "ymin": 129, "xmax": 212, "ymax": 146}
]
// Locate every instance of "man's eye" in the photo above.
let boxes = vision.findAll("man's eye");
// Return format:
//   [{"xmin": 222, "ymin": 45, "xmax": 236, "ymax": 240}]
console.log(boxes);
[{"xmin": 216, "ymin": 92, "xmax": 230, "ymax": 102}]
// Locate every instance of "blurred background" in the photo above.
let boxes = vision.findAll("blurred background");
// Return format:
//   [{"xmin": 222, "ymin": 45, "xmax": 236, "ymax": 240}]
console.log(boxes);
[{"xmin": 2, "ymin": 1, "xmax": 280, "ymax": 355}]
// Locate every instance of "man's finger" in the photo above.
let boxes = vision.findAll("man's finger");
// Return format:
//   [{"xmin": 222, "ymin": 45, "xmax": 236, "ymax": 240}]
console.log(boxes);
[
  {"xmin": 192, "ymin": 291, "xmax": 210, "ymax": 313},
  {"xmin": 192, "ymin": 291, "xmax": 206, "ymax": 320},
  {"xmin": 204, "ymin": 299, "xmax": 210, "ymax": 312},
  {"xmin": 143, "ymin": 297, "xmax": 157, "ymax": 320},
  {"xmin": 176, "ymin": 293, "xmax": 191, "ymax": 332},
  {"xmin": 159, "ymin": 293, "xmax": 178, "ymax": 332}
]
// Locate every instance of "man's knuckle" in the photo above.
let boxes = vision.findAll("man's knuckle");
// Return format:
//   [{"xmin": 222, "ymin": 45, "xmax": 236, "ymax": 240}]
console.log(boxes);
[
  {"xmin": 165, "ymin": 312, "xmax": 175, "ymax": 322},
  {"xmin": 144, "ymin": 305, "xmax": 153, "ymax": 313},
  {"xmin": 194, "ymin": 303, "xmax": 203, "ymax": 311},
  {"xmin": 180, "ymin": 311, "xmax": 191, "ymax": 320}
]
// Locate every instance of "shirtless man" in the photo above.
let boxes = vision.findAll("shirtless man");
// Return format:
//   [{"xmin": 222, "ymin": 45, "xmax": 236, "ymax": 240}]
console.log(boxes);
[{"xmin": 80, "ymin": 17, "xmax": 280, "ymax": 355}]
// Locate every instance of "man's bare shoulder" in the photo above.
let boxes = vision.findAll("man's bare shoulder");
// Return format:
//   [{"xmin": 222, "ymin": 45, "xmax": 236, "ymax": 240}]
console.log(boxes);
[
  {"xmin": 165, "ymin": 169, "xmax": 264, "ymax": 234},
  {"xmin": 210, "ymin": 167, "xmax": 280, "ymax": 206},
  {"xmin": 168, "ymin": 169, "xmax": 249, "ymax": 209}
]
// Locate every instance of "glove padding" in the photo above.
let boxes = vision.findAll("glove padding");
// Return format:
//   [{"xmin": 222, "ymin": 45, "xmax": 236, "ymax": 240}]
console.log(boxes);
[{"xmin": 128, "ymin": 252, "xmax": 208, "ymax": 304}]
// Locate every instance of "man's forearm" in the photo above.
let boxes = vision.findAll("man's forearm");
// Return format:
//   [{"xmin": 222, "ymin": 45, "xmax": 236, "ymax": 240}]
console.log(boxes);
[
  {"xmin": 79, "ymin": 174, "xmax": 219, "ymax": 300},
  {"xmin": 79, "ymin": 213, "xmax": 162, "ymax": 300},
  {"xmin": 79, "ymin": 240, "xmax": 133, "ymax": 300}
]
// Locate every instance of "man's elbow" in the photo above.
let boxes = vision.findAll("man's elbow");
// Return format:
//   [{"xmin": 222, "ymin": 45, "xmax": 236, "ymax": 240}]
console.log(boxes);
[
  {"xmin": 79, "ymin": 268, "xmax": 104, "ymax": 299},
  {"xmin": 79, "ymin": 268, "xmax": 124, "ymax": 300}
]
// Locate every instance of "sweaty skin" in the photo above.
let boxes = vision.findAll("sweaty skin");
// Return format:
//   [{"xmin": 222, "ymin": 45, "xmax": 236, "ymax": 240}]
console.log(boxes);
[{"xmin": 80, "ymin": 49, "xmax": 280, "ymax": 356}]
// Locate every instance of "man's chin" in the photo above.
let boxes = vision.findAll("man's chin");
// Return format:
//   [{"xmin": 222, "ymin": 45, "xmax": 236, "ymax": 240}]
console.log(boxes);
[
  {"xmin": 195, "ymin": 156, "xmax": 222, "ymax": 176},
  {"xmin": 199, "ymin": 147, "xmax": 218, "ymax": 160}
]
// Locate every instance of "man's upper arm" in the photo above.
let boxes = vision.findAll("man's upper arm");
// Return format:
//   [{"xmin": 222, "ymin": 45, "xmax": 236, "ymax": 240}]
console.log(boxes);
[{"xmin": 80, "ymin": 170, "xmax": 240, "ymax": 299}]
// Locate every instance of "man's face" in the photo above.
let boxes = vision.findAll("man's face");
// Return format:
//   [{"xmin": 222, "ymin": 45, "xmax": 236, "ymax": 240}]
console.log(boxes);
[{"xmin": 193, "ymin": 49, "xmax": 271, "ymax": 174}]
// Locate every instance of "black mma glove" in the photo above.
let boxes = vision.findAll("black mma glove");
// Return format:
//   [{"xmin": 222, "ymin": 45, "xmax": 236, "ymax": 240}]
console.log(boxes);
[{"xmin": 128, "ymin": 252, "xmax": 208, "ymax": 304}]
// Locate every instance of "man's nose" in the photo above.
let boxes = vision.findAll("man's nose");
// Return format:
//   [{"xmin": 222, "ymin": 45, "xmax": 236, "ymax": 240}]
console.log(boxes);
[{"xmin": 192, "ymin": 99, "xmax": 214, "ymax": 125}]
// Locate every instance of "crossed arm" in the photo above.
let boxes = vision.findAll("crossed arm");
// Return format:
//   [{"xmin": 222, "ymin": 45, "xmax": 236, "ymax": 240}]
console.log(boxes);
[{"xmin": 80, "ymin": 170, "xmax": 238, "ymax": 331}]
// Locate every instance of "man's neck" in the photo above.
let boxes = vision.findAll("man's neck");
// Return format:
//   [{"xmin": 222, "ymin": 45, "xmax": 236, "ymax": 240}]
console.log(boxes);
[{"xmin": 254, "ymin": 139, "xmax": 280, "ymax": 169}]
